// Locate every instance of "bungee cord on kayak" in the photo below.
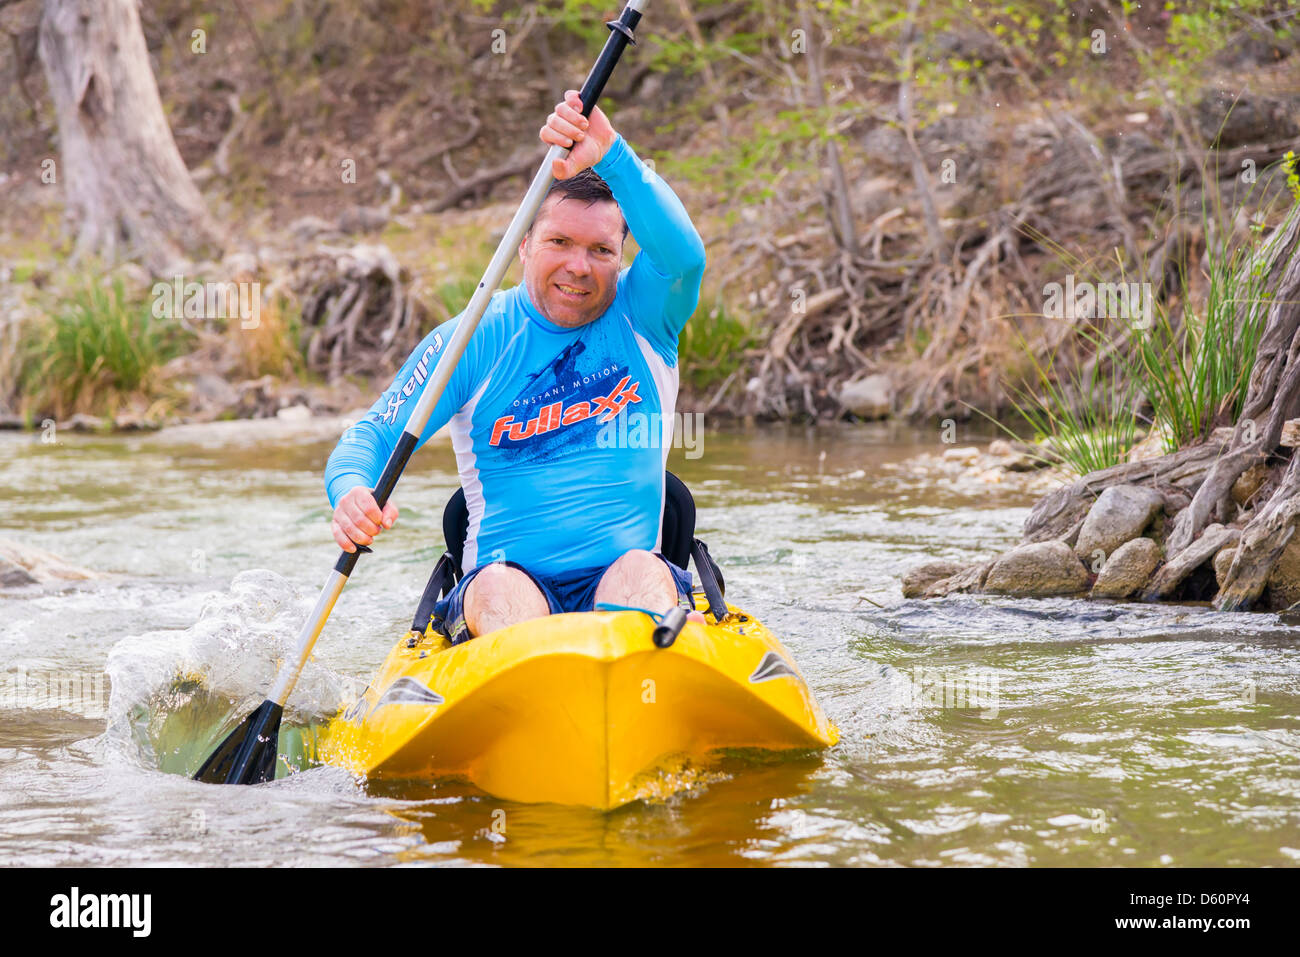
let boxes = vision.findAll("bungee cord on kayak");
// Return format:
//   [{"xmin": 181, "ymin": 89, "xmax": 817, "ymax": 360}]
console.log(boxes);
[{"xmin": 594, "ymin": 603, "xmax": 670, "ymax": 620}]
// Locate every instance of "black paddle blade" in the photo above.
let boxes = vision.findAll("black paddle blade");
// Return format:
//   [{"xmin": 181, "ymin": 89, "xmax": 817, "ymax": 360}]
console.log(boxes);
[{"xmin": 193, "ymin": 699, "xmax": 284, "ymax": 785}]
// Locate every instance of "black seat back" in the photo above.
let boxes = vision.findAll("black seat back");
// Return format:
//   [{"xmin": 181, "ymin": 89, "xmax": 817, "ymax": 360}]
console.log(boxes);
[
  {"xmin": 442, "ymin": 486, "xmax": 470, "ymax": 576},
  {"xmin": 441, "ymin": 471, "xmax": 696, "ymax": 576},
  {"xmin": 411, "ymin": 471, "xmax": 727, "ymax": 637}
]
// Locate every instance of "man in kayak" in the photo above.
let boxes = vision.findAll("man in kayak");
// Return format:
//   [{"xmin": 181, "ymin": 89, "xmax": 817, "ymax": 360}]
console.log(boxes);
[{"xmin": 324, "ymin": 90, "xmax": 706, "ymax": 642}]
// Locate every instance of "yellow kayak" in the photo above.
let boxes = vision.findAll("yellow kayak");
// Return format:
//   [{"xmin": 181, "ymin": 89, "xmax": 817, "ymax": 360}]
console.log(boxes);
[{"xmin": 317, "ymin": 596, "xmax": 837, "ymax": 809}]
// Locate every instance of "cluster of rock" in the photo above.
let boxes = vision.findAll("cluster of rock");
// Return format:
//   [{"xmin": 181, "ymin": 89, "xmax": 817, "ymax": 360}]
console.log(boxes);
[
  {"xmin": 173, "ymin": 372, "xmax": 363, "ymax": 427},
  {"xmin": 882, "ymin": 438, "xmax": 1067, "ymax": 496},
  {"xmin": 902, "ymin": 450, "xmax": 1300, "ymax": 610}
]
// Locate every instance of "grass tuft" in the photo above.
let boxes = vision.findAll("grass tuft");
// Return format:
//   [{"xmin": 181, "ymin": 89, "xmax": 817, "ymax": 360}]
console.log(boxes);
[
  {"xmin": 21, "ymin": 275, "xmax": 194, "ymax": 420},
  {"xmin": 678, "ymin": 296, "xmax": 755, "ymax": 396},
  {"xmin": 1124, "ymin": 231, "xmax": 1272, "ymax": 452},
  {"xmin": 977, "ymin": 323, "xmax": 1142, "ymax": 476}
]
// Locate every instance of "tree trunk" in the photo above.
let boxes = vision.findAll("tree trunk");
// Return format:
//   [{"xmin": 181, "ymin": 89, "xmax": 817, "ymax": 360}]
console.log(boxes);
[
  {"xmin": 38, "ymin": 0, "xmax": 223, "ymax": 272},
  {"xmin": 1171, "ymin": 206, "xmax": 1300, "ymax": 610},
  {"xmin": 799, "ymin": 0, "xmax": 855, "ymax": 255}
]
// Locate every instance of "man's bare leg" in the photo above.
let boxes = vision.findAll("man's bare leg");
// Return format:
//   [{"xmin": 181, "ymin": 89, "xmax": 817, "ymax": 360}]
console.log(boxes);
[
  {"xmin": 593, "ymin": 549, "xmax": 705, "ymax": 622},
  {"xmin": 463, "ymin": 563, "xmax": 550, "ymax": 638}
]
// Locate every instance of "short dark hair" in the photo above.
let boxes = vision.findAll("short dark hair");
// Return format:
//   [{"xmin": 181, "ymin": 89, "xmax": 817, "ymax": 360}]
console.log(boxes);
[{"xmin": 530, "ymin": 168, "xmax": 628, "ymax": 241}]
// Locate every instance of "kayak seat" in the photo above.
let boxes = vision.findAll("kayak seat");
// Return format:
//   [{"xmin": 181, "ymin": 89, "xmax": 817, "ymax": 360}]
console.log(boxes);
[{"xmin": 410, "ymin": 472, "xmax": 728, "ymax": 636}]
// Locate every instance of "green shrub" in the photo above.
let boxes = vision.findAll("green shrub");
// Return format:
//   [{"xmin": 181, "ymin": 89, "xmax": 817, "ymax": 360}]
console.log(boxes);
[
  {"xmin": 678, "ymin": 296, "xmax": 755, "ymax": 395},
  {"xmin": 21, "ymin": 276, "xmax": 193, "ymax": 419}
]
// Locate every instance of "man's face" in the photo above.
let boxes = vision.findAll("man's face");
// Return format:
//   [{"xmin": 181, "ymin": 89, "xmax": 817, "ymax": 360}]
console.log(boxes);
[{"xmin": 519, "ymin": 195, "xmax": 624, "ymax": 328}]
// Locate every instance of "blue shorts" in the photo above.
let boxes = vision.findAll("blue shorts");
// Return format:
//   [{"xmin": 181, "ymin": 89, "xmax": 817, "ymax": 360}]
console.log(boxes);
[{"xmin": 432, "ymin": 555, "xmax": 694, "ymax": 645}]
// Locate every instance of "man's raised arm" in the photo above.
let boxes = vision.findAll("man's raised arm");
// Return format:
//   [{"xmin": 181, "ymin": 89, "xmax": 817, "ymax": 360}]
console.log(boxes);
[{"xmin": 595, "ymin": 132, "xmax": 706, "ymax": 354}]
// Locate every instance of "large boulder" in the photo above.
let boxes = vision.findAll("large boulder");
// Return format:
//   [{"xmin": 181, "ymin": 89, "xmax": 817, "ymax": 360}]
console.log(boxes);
[
  {"xmin": 902, "ymin": 560, "xmax": 967, "ymax": 598},
  {"xmin": 983, "ymin": 541, "xmax": 1089, "ymax": 597},
  {"xmin": 1231, "ymin": 463, "xmax": 1270, "ymax": 507},
  {"xmin": 836, "ymin": 374, "xmax": 893, "ymax": 419},
  {"xmin": 0, "ymin": 560, "xmax": 37, "ymax": 587},
  {"xmin": 1214, "ymin": 546, "xmax": 1238, "ymax": 591},
  {"xmin": 1074, "ymin": 485, "xmax": 1166, "ymax": 562},
  {"xmin": 924, "ymin": 560, "xmax": 994, "ymax": 599},
  {"xmin": 1091, "ymin": 538, "xmax": 1161, "ymax": 599}
]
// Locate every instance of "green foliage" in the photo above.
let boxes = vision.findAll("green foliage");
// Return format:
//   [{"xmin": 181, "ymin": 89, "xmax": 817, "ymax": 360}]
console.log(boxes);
[
  {"xmin": 436, "ymin": 274, "xmax": 484, "ymax": 319},
  {"xmin": 678, "ymin": 297, "xmax": 756, "ymax": 395},
  {"xmin": 986, "ymin": 326, "xmax": 1142, "ymax": 476},
  {"xmin": 1124, "ymin": 214, "xmax": 1281, "ymax": 451},
  {"xmin": 21, "ymin": 276, "xmax": 194, "ymax": 419},
  {"xmin": 665, "ymin": 101, "xmax": 824, "ymax": 202},
  {"xmin": 493, "ymin": 0, "xmax": 760, "ymax": 65},
  {"xmin": 1133, "ymin": 1, "xmax": 1286, "ymax": 106},
  {"xmin": 434, "ymin": 270, "xmax": 516, "ymax": 321}
]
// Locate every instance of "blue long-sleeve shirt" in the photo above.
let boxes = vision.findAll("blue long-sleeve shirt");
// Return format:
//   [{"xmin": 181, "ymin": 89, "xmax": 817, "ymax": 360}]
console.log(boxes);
[{"xmin": 324, "ymin": 134, "xmax": 706, "ymax": 576}]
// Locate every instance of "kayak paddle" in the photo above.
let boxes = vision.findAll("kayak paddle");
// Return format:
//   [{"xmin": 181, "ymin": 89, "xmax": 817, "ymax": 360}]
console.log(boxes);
[{"xmin": 194, "ymin": 0, "xmax": 652, "ymax": 785}]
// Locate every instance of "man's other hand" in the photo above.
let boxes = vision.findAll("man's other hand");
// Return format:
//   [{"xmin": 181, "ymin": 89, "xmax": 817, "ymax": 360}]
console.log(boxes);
[{"xmin": 332, "ymin": 486, "xmax": 398, "ymax": 552}]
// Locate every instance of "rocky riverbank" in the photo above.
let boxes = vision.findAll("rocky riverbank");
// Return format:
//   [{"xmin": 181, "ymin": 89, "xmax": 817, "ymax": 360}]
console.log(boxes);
[{"xmin": 903, "ymin": 437, "xmax": 1300, "ymax": 613}]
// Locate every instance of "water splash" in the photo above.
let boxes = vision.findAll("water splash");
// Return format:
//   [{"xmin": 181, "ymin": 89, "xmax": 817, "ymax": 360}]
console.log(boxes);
[{"xmin": 103, "ymin": 569, "xmax": 361, "ymax": 777}]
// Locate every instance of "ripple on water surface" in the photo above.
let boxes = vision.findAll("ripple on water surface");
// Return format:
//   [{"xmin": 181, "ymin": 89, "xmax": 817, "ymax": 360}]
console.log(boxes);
[{"xmin": 1, "ymin": 426, "xmax": 1298, "ymax": 865}]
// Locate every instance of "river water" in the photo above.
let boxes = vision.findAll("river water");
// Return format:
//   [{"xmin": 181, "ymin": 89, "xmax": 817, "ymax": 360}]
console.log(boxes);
[{"xmin": 1, "ymin": 421, "xmax": 1297, "ymax": 866}]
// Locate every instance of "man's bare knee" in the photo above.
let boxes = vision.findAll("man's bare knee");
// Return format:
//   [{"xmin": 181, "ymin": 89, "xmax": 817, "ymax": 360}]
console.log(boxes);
[
  {"xmin": 464, "ymin": 563, "xmax": 549, "ymax": 637},
  {"xmin": 593, "ymin": 549, "xmax": 675, "ymax": 610}
]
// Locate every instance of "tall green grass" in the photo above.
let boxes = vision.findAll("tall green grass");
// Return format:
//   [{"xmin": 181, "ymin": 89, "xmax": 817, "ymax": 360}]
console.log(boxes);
[
  {"xmin": 993, "ymin": 176, "xmax": 1296, "ymax": 473},
  {"xmin": 22, "ymin": 276, "xmax": 193, "ymax": 419},
  {"xmin": 1124, "ymin": 227, "xmax": 1273, "ymax": 452},
  {"xmin": 979, "ymin": 326, "xmax": 1143, "ymax": 476}
]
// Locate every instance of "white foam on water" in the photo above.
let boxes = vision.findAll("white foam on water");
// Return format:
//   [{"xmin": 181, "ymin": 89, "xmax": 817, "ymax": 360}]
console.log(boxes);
[{"xmin": 103, "ymin": 569, "xmax": 361, "ymax": 772}]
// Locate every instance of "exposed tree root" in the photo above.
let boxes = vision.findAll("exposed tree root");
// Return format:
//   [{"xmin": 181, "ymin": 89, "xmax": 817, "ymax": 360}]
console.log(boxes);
[{"xmin": 293, "ymin": 244, "xmax": 432, "ymax": 384}]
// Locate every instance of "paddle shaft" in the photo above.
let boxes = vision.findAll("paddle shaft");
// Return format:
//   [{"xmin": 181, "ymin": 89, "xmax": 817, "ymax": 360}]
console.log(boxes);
[{"xmin": 265, "ymin": 0, "xmax": 649, "ymax": 711}]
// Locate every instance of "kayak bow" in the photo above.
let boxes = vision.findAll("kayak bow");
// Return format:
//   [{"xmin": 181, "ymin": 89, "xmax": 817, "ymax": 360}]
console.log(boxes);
[{"xmin": 318, "ymin": 597, "xmax": 837, "ymax": 809}]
